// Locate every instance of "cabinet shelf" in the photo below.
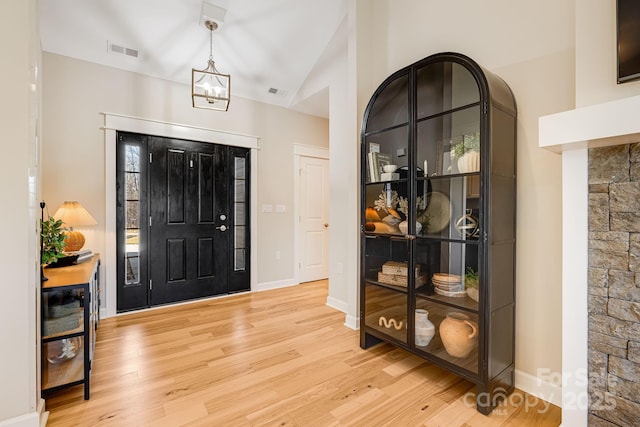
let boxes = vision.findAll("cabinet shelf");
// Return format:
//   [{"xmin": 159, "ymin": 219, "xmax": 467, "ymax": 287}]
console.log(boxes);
[
  {"xmin": 360, "ymin": 52, "xmax": 516, "ymax": 415},
  {"xmin": 420, "ymin": 171, "xmax": 480, "ymax": 180},
  {"xmin": 364, "ymin": 178, "xmax": 408, "ymax": 186},
  {"xmin": 416, "ymin": 286, "xmax": 479, "ymax": 313},
  {"xmin": 363, "ymin": 121, "xmax": 409, "ymax": 138},
  {"xmin": 416, "ymin": 101, "xmax": 481, "ymax": 124},
  {"xmin": 42, "ymin": 340, "xmax": 85, "ymax": 390},
  {"xmin": 42, "ymin": 309, "xmax": 84, "ymax": 340},
  {"xmin": 363, "ymin": 279, "xmax": 409, "ymax": 294}
]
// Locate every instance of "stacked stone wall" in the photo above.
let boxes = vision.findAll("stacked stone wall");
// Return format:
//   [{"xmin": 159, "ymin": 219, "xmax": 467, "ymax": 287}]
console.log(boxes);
[{"xmin": 588, "ymin": 143, "xmax": 640, "ymax": 426}]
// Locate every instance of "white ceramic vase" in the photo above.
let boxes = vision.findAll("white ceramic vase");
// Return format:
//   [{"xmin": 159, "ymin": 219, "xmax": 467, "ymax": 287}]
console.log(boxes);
[
  {"xmin": 457, "ymin": 151, "xmax": 480, "ymax": 173},
  {"xmin": 399, "ymin": 221, "xmax": 423, "ymax": 235},
  {"xmin": 414, "ymin": 309, "xmax": 435, "ymax": 347}
]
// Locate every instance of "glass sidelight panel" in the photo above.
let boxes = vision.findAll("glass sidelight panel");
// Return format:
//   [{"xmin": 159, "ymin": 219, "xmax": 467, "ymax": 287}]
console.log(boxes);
[
  {"xmin": 233, "ymin": 156, "xmax": 247, "ymax": 272},
  {"xmin": 124, "ymin": 145, "xmax": 141, "ymax": 285}
]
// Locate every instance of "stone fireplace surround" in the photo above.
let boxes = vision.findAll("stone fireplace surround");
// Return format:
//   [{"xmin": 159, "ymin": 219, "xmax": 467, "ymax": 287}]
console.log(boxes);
[
  {"xmin": 588, "ymin": 144, "xmax": 640, "ymax": 426},
  {"xmin": 539, "ymin": 94, "xmax": 640, "ymax": 426}
]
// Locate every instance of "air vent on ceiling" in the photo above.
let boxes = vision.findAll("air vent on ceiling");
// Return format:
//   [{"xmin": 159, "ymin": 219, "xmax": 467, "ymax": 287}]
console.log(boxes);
[
  {"xmin": 108, "ymin": 41, "xmax": 139, "ymax": 58},
  {"xmin": 268, "ymin": 87, "xmax": 288, "ymax": 97}
]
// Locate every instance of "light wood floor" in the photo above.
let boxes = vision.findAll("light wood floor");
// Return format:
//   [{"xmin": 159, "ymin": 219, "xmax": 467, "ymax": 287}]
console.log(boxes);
[{"xmin": 44, "ymin": 280, "xmax": 560, "ymax": 426}]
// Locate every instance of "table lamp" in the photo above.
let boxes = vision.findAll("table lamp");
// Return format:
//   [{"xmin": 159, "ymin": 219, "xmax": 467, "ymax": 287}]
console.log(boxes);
[{"xmin": 53, "ymin": 201, "xmax": 97, "ymax": 252}]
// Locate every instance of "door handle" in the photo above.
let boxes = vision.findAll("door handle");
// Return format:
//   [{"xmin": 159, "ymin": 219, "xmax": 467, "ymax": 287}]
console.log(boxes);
[
  {"xmin": 216, "ymin": 225, "xmax": 227, "ymax": 232},
  {"xmin": 324, "ymin": 223, "xmax": 329, "ymax": 228}
]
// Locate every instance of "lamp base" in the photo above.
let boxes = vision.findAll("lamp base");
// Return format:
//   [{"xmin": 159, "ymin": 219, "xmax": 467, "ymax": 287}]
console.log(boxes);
[{"xmin": 63, "ymin": 230, "xmax": 85, "ymax": 252}]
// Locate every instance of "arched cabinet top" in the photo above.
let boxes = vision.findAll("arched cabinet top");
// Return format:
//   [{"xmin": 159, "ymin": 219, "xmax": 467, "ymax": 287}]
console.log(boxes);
[{"xmin": 362, "ymin": 52, "xmax": 516, "ymax": 137}]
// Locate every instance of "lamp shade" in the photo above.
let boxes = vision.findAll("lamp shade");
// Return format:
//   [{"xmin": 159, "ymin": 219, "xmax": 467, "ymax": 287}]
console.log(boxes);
[
  {"xmin": 53, "ymin": 201, "xmax": 97, "ymax": 227},
  {"xmin": 53, "ymin": 201, "xmax": 97, "ymax": 252}
]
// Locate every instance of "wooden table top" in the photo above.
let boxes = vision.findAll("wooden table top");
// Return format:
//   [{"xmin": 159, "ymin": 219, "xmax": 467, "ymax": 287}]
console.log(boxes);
[{"xmin": 43, "ymin": 255, "xmax": 100, "ymax": 289}]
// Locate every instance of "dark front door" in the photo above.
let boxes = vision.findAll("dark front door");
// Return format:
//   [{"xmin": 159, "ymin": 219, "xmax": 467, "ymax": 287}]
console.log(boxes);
[
  {"xmin": 148, "ymin": 136, "xmax": 228, "ymax": 305},
  {"xmin": 116, "ymin": 132, "xmax": 250, "ymax": 312}
]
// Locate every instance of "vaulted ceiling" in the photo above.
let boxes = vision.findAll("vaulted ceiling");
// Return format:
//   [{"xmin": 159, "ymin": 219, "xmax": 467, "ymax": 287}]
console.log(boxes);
[{"xmin": 38, "ymin": 0, "xmax": 348, "ymax": 118}]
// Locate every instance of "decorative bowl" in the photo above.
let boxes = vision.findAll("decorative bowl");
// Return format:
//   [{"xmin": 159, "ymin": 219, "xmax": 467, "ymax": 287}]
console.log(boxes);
[{"xmin": 383, "ymin": 164, "xmax": 398, "ymax": 173}]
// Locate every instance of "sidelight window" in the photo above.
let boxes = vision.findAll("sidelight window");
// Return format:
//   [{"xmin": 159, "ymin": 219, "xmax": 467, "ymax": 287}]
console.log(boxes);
[
  {"xmin": 234, "ymin": 156, "xmax": 247, "ymax": 271},
  {"xmin": 124, "ymin": 145, "xmax": 141, "ymax": 284}
]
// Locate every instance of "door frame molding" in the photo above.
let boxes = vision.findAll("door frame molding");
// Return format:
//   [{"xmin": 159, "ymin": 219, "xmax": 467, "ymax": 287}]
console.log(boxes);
[
  {"xmin": 293, "ymin": 144, "xmax": 329, "ymax": 284},
  {"xmin": 102, "ymin": 112, "xmax": 259, "ymax": 318}
]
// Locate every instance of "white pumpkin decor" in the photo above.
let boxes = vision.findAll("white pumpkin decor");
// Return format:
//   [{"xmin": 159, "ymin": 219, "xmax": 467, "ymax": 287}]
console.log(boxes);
[{"xmin": 457, "ymin": 150, "xmax": 480, "ymax": 173}]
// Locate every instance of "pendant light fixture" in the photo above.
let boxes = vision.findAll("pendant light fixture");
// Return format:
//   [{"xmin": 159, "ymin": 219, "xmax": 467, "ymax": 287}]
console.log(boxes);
[{"xmin": 192, "ymin": 20, "xmax": 230, "ymax": 111}]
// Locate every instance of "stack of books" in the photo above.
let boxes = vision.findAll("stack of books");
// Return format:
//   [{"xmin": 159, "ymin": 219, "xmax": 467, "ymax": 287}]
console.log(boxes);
[
  {"xmin": 64, "ymin": 249, "xmax": 93, "ymax": 264},
  {"xmin": 377, "ymin": 261, "xmax": 425, "ymax": 288}
]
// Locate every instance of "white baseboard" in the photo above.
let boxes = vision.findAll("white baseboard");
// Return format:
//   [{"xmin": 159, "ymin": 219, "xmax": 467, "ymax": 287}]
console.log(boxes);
[
  {"xmin": 515, "ymin": 369, "xmax": 562, "ymax": 408},
  {"xmin": 100, "ymin": 279, "xmax": 298, "ymax": 319},
  {"xmin": 326, "ymin": 296, "xmax": 347, "ymax": 313},
  {"xmin": 37, "ymin": 398, "xmax": 47, "ymax": 427},
  {"xmin": 253, "ymin": 278, "xmax": 298, "ymax": 292},
  {"xmin": 0, "ymin": 410, "xmax": 42, "ymax": 427},
  {"xmin": 326, "ymin": 297, "xmax": 359, "ymax": 330},
  {"xmin": 344, "ymin": 314, "xmax": 359, "ymax": 330}
]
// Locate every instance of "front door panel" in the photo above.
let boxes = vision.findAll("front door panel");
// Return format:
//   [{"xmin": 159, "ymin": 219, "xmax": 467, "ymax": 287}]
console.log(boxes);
[{"xmin": 148, "ymin": 136, "xmax": 229, "ymax": 305}]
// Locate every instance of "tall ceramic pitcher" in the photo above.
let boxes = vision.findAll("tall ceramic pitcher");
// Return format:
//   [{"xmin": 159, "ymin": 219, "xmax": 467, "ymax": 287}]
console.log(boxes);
[{"xmin": 439, "ymin": 311, "xmax": 478, "ymax": 358}]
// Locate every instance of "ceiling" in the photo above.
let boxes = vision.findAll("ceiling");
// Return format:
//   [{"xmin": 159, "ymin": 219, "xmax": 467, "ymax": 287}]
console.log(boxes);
[{"xmin": 38, "ymin": 0, "xmax": 348, "ymax": 118}]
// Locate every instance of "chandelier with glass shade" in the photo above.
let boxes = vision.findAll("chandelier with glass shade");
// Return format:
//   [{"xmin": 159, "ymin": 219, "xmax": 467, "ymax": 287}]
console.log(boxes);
[{"xmin": 192, "ymin": 20, "xmax": 230, "ymax": 111}]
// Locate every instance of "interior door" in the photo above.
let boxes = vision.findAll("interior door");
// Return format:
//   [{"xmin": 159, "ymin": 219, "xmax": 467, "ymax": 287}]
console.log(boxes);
[
  {"xmin": 148, "ymin": 136, "xmax": 228, "ymax": 305},
  {"xmin": 298, "ymin": 156, "xmax": 329, "ymax": 282}
]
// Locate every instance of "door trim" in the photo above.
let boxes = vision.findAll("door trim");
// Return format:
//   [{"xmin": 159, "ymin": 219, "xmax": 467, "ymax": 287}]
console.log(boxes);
[
  {"xmin": 293, "ymin": 144, "xmax": 329, "ymax": 284},
  {"xmin": 102, "ymin": 112, "xmax": 259, "ymax": 318}
]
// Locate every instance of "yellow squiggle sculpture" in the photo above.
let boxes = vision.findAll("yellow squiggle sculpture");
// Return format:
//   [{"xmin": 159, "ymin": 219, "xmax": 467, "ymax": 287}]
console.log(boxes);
[{"xmin": 378, "ymin": 316, "xmax": 403, "ymax": 330}]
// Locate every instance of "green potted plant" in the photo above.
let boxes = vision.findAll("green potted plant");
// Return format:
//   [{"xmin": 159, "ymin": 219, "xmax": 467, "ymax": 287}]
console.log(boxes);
[
  {"xmin": 41, "ymin": 217, "xmax": 67, "ymax": 266},
  {"xmin": 464, "ymin": 267, "xmax": 479, "ymax": 302}
]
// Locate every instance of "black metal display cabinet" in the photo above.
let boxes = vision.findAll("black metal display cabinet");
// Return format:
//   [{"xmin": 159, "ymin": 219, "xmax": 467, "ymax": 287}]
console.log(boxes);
[{"xmin": 360, "ymin": 52, "xmax": 517, "ymax": 415}]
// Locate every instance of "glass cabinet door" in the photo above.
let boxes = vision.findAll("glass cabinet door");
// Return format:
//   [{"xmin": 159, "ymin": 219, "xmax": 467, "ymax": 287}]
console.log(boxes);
[
  {"xmin": 363, "ymin": 72, "xmax": 409, "ymax": 186},
  {"xmin": 361, "ymin": 71, "xmax": 412, "ymax": 346},
  {"xmin": 42, "ymin": 286, "xmax": 86, "ymax": 390},
  {"xmin": 414, "ymin": 299, "xmax": 479, "ymax": 374},
  {"xmin": 416, "ymin": 61, "xmax": 481, "ymax": 179}
]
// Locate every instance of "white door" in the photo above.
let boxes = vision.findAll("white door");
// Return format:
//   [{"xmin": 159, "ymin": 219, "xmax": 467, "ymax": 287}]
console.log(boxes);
[{"xmin": 298, "ymin": 156, "xmax": 329, "ymax": 282}]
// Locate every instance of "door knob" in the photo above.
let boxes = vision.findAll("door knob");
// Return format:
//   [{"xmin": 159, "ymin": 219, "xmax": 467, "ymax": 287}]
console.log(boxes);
[
  {"xmin": 216, "ymin": 225, "xmax": 227, "ymax": 232},
  {"xmin": 324, "ymin": 223, "xmax": 329, "ymax": 228}
]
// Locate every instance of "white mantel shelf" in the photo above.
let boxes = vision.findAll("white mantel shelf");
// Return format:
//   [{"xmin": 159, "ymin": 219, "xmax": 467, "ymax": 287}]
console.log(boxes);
[
  {"xmin": 538, "ymin": 94, "xmax": 640, "ymax": 427},
  {"xmin": 539, "ymin": 93, "xmax": 640, "ymax": 151}
]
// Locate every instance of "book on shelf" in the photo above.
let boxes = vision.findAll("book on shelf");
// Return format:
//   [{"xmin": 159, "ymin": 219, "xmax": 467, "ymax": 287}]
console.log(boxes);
[
  {"xmin": 367, "ymin": 152, "xmax": 391, "ymax": 182},
  {"xmin": 367, "ymin": 152, "xmax": 377, "ymax": 181}
]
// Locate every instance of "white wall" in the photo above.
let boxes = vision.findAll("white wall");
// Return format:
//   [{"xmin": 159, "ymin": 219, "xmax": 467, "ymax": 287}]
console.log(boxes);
[
  {"xmin": 0, "ymin": 0, "xmax": 43, "ymax": 426},
  {"xmin": 359, "ymin": 0, "xmax": 576, "ymax": 399},
  {"xmin": 41, "ymin": 53, "xmax": 329, "ymax": 307}
]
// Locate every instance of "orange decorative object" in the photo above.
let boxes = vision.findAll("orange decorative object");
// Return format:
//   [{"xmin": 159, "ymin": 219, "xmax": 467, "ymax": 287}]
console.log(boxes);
[
  {"xmin": 365, "ymin": 207, "xmax": 380, "ymax": 222},
  {"xmin": 53, "ymin": 201, "xmax": 97, "ymax": 252},
  {"xmin": 63, "ymin": 230, "xmax": 85, "ymax": 252}
]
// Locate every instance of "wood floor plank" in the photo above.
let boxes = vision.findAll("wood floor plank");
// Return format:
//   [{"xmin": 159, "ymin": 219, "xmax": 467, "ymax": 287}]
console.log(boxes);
[{"xmin": 43, "ymin": 280, "xmax": 560, "ymax": 426}]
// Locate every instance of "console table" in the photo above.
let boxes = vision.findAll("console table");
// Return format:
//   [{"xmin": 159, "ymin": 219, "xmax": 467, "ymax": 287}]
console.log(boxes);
[{"xmin": 41, "ymin": 255, "xmax": 100, "ymax": 399}]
